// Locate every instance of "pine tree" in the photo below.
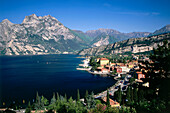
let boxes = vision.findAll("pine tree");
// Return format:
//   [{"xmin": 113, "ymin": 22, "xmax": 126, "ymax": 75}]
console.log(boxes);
[
  {"xmin": 64, "ymin": 93, "xmax": 67, "ymax": 102},
  {"xmin": 77, "ymin": 89, "xmax": 80, "ymax": 102},
  {"xmin": 138, "ymin": 89, "xmax": 144, "ymax": 102},
  {"xmin": 84, "ymin": 90, "xmax": 88, "ymax": 103},
  {"xmin": 117, "ymin": 86, "xmax": 122, "ymax": 104},
  {"xmin": 48, "ymin": 93, "xmax": 56, "ymax": 111},
  {"xmin": 25, "ymin": 101, "xmax": 32, "ymax": 113},
  {"xmin": 106, "ymin": 89, "xmax": 110, "ymax": 107},
  {"xmin": 86, "ymin": 92, "xmax": 96, "ymax": 109},
  {"xmin": 34, "ymin": 92, "xmax": 40, "ymax": 110},
  {"xmin": 133, "ymin": 88, "xmax": 138, "ymax": 103},
  {"xmin": 126, "ymin": 86, "xmax": 131, "ymax": 105}
]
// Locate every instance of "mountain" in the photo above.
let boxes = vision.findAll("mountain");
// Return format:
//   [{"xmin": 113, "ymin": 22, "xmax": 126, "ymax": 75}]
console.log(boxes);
[
  {"xmin": 78, "ymin": 33, "xmax": 170, "ymax": 56},
  {"xmin": 151, "ymin": 24, "xmax": 170, "ymax": 35},
  {"xmin": 0, "ymin": 14, "xmax": 169, "ymax": 56},
  {"xmin": 0, "ymin": 14, "xmax": 90, "ymax": 55},
  {"xmin": 72, "ymin": 30, "xmax": 93, "ymax": 43},
  {"xmin": 85, "ymin": 28, "xmax": 150, "ymax": 47}
]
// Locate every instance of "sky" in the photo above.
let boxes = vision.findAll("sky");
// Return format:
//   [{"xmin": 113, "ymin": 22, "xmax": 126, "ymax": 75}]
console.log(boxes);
[{"xmin": 0, "ymin": 0, "xmax": 170, "ymax": 33}]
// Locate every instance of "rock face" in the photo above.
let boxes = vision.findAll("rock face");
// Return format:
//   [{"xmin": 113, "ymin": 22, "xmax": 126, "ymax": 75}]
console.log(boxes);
[
  {"xmin": 0, "ymin": 14, "xmax": 89, "ymax": 55},
  {"xmin": 152, "ymin": 24, "xmax": 170, "ymax": 35},
  {"xmin": 85, "ymin": 28, "xmax": 151, "ymax": 47},
  {"xmin": 78, "ymin": 33, "xmax": 170, "ymax": 56}
]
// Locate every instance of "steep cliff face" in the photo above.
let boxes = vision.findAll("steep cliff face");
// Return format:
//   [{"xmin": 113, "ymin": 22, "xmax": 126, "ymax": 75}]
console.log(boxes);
[
  {"xmin": 0, "ymin": 14, "xmax": 89, "ymax": 55},
  {"xmin": 78, "ymin": 33, "xmax": 170, "ymax": 56}
]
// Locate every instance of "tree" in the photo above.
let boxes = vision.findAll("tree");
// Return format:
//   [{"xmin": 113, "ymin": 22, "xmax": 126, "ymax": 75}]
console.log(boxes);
[
  {"xmin": 77, "ymin": 89, "xmax": 80, "ymax": 102},
  {"xmin": 150, "ymin": 40, "xmax": 170, "ymax": 78},
  {"xmin": 126, "ymin": 86, "xmax": 131, "ymax": 105},
  {"xmin": 133, "ymin": 88, "xmax": 138, "ymax": 103},
  {"xmin": 48, "ymin": 93, "xmax": 57, "ymax": 111},
  {"xmin": 86, "ymin": 92, "xmax": 96, "ymax": 109},
  {"xmin": 114, "ymin": 86, "xmax": 122, "ymax": 104},
  {"xmin": 34, "ymin": 92, "xmax": 41, "ymax": 110},
  {"xmin": 106, "ymin": 89, "xmax": 110, "ymax": 107},
  {"xmin": 25, "ymin": 101, "xmax": 32, "ymax": 113},
  {"xmin": 41, "ymin": 95, "xmax": 49, "ymax": 106},
  {"xmin": 84, "ymin": 90, "xmax": 88, "ymax": 103},
  {"xmin": 138, "ymin": 89, "xmax": 144, "ymax": 103}
]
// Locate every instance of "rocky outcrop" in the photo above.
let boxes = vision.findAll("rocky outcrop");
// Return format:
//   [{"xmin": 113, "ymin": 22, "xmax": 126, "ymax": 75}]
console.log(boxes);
[
  {"xmin": 0, "ymin": 14, "xmax": 89, "ymax": 55},
  {"xmin": 78, "ymin": 33, "xmax": 170, "ymax": 56}
]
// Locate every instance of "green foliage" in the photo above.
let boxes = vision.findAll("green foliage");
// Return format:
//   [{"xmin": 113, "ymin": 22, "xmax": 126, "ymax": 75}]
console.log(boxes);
[
  {"xmin": 89, "ymin": 57, "xmax": 101, "ymax": 71},
  {"xmin": 25, "ymin": 101, "xmax": 32, "ymax": 113},
  {"xmin": 126, "ymin": 87, "xmax": 131, "ymax": 105},
  {"xmin": 114, "ymin": 86, "xmax": 122, "ymax": 104},
  {"xmin": 106, "ymin": 89, "xmax": 110, "ymax": 107},
  {"xmin": 48, "ymin": 93, "xmax": 57, "ymax": 111},
  {"xmin": 86, "ymin": 92, "xmax": 96, "ymax": 109},
  {"xmin": 150, "ymin": 40, "xmax": 170, "ymax": 78},
  {"xmin": 120, "ymin": 106, "xmax": 136, "ymax": 113},
  {"xmin": 133, "ymin": 88, "xmax": 138, "ymax": 103},
  {"xmin": 77, "ymin": 89, "xmax": 80, "ymax": 102},
  {"xmin": 84, "ymin": 90, "xmax": 88, "ymax": 103}
]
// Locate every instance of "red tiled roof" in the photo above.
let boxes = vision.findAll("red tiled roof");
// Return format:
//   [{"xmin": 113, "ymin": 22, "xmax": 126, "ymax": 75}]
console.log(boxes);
[
  {"xmin": 100, "ymin": 58, "xmax": 109, "ymax": 60},
  {"xmin": 136, "ymin": 71, "xmax": 142, "ymax": 74},
  {"xmin": 102, "ymin": 97, "xmax": 120, "ymax": 106}
]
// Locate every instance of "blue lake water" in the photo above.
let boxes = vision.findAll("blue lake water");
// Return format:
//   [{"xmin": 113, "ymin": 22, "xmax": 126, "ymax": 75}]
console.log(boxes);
[{"xmin": 0, "ymin": 54, "xmax": 116, "ymax": 107}]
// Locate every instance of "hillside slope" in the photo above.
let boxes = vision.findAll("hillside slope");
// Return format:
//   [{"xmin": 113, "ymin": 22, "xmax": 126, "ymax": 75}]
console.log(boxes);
[{"xmin": 78, "ymin": 33, "xmax": 170, "ymax": 56}]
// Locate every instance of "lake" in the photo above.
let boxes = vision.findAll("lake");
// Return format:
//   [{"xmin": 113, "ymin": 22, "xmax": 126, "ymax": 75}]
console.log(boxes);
[{"xmin": 0, "ymin": 54, "xmax": 116, "ymax": 107}]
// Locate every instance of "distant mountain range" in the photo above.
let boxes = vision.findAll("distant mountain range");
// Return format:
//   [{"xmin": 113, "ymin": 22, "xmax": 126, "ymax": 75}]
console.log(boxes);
[
  {"xmin": 0, "ymin": 14, "xmax": 169, "ymax": 55},
  {"xmin": 78, "ymin": 33, "xmax": 170, "ymax": 56}
]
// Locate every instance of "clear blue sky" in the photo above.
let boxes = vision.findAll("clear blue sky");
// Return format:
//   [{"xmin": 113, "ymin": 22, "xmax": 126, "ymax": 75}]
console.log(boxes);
[{"xmin": 0, "ymin": 0, "xmax": 170, "ymax": 33}]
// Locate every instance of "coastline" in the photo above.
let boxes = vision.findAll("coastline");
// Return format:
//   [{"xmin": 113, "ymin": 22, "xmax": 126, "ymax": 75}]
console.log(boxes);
[{"xmin": 77, "ymin": 57, "xmax": 128, "ymax": 100}]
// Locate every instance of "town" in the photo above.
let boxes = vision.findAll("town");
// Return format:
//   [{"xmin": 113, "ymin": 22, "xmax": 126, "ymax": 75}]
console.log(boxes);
[{"xmin": 77, "ymin": 54, "xmax": 150, "ymax": 105}]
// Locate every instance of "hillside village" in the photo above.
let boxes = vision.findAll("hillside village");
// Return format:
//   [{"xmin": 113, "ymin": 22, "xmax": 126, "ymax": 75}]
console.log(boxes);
[{"xmin": 77, "ymin": 53, "xmax": 162, "ymax": 108}]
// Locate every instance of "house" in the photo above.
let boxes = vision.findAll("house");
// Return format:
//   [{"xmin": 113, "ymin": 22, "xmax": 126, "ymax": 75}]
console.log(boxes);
[
  {"xmin": 99, "ymin": 58, "xmax": 109, "ymax": 66},
  {"xmin": 115, "ymin": 67, "xmax": 122, "ymax": 73},
  {"xmin": 102, "ymin": 97, "xmax": 120, "ymax": 107},
  {"xmin": 110, "ymin": 63, "xmax": 116, "ymax": 66},
  {"xmin": 120, "ymin": 66, "xmax": 130, "ymax": 72},
  {"xmin": 96, "ymin": 67, "xmax": 109, "ymax": 73},
  {"xmin": 116, "ymin": 63, "xmax": 125, "ymax": 66},
  {"xmin": 128, "ymin": 63, "xmax": 134, "ymax": 68},
  {"xmin": 136, "ymin": 71, "xmax": 145, "ymax": 80}
]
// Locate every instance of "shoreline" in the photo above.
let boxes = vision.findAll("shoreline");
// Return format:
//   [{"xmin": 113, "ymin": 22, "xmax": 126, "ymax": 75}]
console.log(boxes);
[{"xmin": 77, "ymin": 58, "xmax": 126, "ymax": 100}]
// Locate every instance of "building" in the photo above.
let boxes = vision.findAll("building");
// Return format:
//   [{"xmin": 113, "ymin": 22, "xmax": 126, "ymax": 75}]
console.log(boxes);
[
  {"xmin": 102, "ymin": 97, "xmax": 120, "ymax": 107},
  {"xmin": 96, "ymin": 67, "xmax": 109, "ymax": 73},
  {"xmin": 136, "ymin": 71, "xmax": 145, "ymax": 80},
  {"xmin": 110, "ymin": 63, "xmax": 116, "ymax": 66},
  {"xmin": 120, "ymin": 66, "xmax": 130, "ymax": 72},
  {"xmin": 115, "ymin": 67, "xmax": 122, "ymax": 73},
  {"xmin": 116, "ymin": 63, "xmax": 125, "ymax": 66},
  {"xmin": 99, "ymin": 58, "xmax": 109, "ymax": 66}
]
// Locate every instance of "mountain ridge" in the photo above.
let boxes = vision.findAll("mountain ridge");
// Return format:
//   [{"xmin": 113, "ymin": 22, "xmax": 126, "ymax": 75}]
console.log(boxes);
[
  {"xmin": 0, "ymin": 14, "xmax": 170, "ymax": 55},
  {"xmin": 0, "ymin": 14, "xmax": 90, "ymax": 55},
  {"xmin": 78, "ymin": 33, "xmax": 170, "ymax": 56}
]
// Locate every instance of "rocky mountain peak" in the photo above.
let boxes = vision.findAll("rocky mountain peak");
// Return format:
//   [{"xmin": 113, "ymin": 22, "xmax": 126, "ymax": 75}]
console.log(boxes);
[
  {"xmin": 22, "ymin": 14, "xmax": 39, "ymax": 24},
  {"xmin": 22, "ymin": 14, "xmax": 60, "ymax": 25},
  {"xmin": 1, "ymin": 19, "xmax": 13, "ymax": 26}
]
